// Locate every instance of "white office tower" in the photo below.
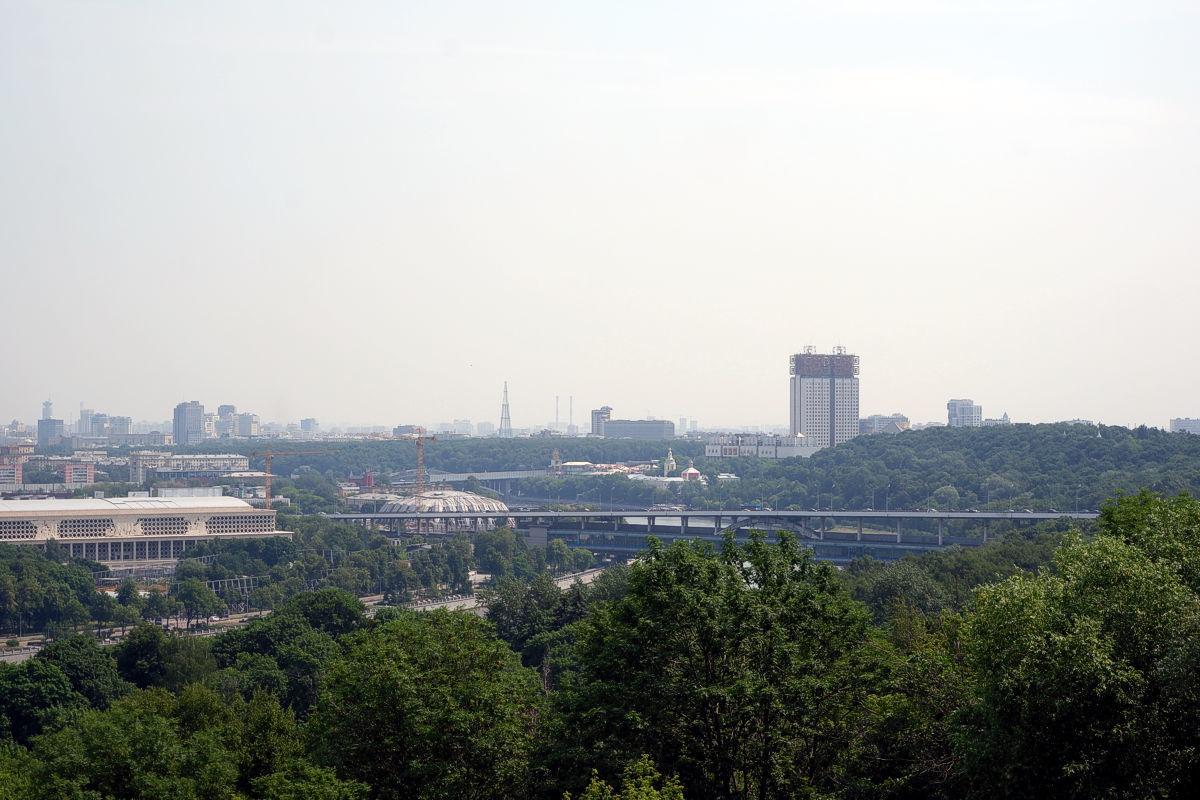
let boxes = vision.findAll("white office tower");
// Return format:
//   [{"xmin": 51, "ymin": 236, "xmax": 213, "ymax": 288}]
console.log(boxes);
[
  {"xmin": 788, "ymin": 347, "xmax": 860, "ymax": 448},
  {"xmin": 947, "ymin": 399, "xmax": 983, "ymax": 427}
]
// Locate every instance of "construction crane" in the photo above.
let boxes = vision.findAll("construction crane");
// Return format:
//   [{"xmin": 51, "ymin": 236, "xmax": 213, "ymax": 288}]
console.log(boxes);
[
  {"xmin": 249, "ymin": 444, "xmax": 336, "ymax": 510},
  {"xmin": 413, "ymin": 427, "xmax": 437, "ymax": 534}
]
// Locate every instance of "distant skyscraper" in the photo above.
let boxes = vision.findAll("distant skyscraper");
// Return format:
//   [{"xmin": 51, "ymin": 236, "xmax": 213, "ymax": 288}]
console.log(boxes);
[
  {"xmin": 217, "ymin": 404, "xmax": 237, "ymax": 418},
  {"xmin": 236, "ymin": 413, "xmax": 260, "ymax": 437},
  {"xmin": 38, "ymin": 418, "xmax": 64, "ymax": 447},
  {"xmin": 789, "ymin": 347, "xmax": 860, "ymax": 448},
  {"xmin": 173, "ymin": 401, "xmax": 206, "ymax": 446},
  {"xmin": 947, "ymin": 399, "xmax": 983, "ymax": 428},
  {"xmin": 591, "ymin": 406, "xmax": 612, "ymax": 436},
  {"xmin": 78, "ymin": 407, "xmax": 94, "ymax": 436}
]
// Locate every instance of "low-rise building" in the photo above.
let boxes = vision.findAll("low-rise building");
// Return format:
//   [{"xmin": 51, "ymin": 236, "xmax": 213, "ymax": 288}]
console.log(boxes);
[
  {"xmin": 600, "ymin": 419, "xmax": 675, "ymax": 440},
  {"xmin": 860, "ymin": 414, "xmax": 911, "ymax": 435},
  {"xmin": 1170, "ymin": 418, "xmax": 1200, "ymax": 435},
  {"xmin": 128, "ymin": 452, "xmax": 250, "ymax": 483},
  {"xmin": 0, "ymin": 495, "xmax": 288, "ymax": 565},
  {"xmin": 705, "ymin": 433, "xmax": 823, "ymax": 459}
]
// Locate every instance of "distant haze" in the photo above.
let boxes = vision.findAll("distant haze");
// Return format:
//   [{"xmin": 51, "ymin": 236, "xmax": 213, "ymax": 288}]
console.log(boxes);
[{"xmin": 3, "ymin": 2, "xmax": 1198, "ymax": 431}]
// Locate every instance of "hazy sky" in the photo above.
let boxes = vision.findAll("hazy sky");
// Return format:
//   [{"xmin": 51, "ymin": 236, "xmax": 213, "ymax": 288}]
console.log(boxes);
[{"xmin": 3, "ymin": 1, "xmax": 1198, "ymax": 431}]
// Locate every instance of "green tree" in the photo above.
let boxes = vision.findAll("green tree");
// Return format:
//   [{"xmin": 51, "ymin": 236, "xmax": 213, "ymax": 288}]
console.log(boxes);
[
  {"xmin": 0, "ymin": 658, "xmax": 86, "ymax": 745},
  {"xmin": 29, "ymin": 687, "xmax": 238, "ymax": 800},
  {"xmin": 35, "ymin": 635, "xmax": 130, "ymax": 709},
  {"xmin": 277, "ymin": 588, "xmax": 365, "ymax": 638},
  {"xmin": 252, "ymin": 763, "xmax": 367, "ymax": 800},
  {"xmin": 141, "ymin": 587, "xmax": 173, "ymax": 622},
  {"xmin": 0, "ymin": 743, "xmax": 36, "ymax": 800},
  {"xmin": 567, "ymin": 755, "xmax": 685, "ymax": 800},
  {"xmin": 558, "ymin": 532, "xmax": 871, "ymax": 800},
  {"xmin": 115, "ymin": 623, "xmax": 169, "ymax": 688},
  {"xmin": 957, "ymin": 492, "xmax": 1200, "ymax": 798},
  {"xmin": 173, "ymin": 579, "xmax": 224, "ymax": 629},
  {"xmin": 116, "ymin": 578, "xmax": 144, "ymax": 611},
  {"xmin": 308, "ymin": 609, "xmax": 540, "ymax": 800},
  {"xmin": 547, "ymin": 539, "xmax": 572, "ymax": 574}
]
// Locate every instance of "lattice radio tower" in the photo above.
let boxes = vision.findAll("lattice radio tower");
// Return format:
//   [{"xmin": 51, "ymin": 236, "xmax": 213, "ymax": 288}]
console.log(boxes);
[{"xmin": 499, "ymin": 381, "xmax": 513, "ymax": 437}]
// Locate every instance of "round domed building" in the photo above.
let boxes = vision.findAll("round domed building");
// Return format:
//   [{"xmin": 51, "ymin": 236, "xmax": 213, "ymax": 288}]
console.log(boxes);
[{"xmin": 380, "ymin": 489, "xmax": 511, "ymax": 534}]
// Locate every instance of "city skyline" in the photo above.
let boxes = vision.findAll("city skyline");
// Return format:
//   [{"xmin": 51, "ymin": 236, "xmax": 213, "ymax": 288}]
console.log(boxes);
[
  {"xmin": 3, "ymin": 3, "xmax": 1198, "ymax": 431},
  {"xmin": 0, "ymin": 373, "xmax": 1181, "ymax": 437}
]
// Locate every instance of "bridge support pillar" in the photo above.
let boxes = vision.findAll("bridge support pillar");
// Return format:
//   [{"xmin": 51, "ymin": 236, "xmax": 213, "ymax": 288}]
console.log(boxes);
[
  {"xmin": 646, "ymin": 515, "xmax": 653, "ymax": 533},
  {"xmin": 983, "ymin": 519, "xmax": 988, "ymax": 543},
  {"xmin": 857, "ymin": 518, "xmax": 862, "ymax": 541},
  {"xmin": 896, "ymin": 518, "xmax": 902, "ymax": 543},
  {"xmin": 938, "ymin": 518, "xmax": 943, "ymax": 546}
]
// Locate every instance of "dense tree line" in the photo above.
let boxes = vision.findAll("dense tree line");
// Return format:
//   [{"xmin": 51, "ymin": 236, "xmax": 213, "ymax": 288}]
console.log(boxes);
[
  {"xmin": 692, "ymin": 423, "xmax": 1200, "ymax": 513},
  {"xmin": 160, "ymin": 438, "xmax": 706, "ymax": 482},
  {"xmin": 172, "ymin": 423, "xmax": 1200, "ymax": 517},
  {"xmin": 0, "ymin": 545, "xmax": 106, "ymax": 639},
  {"xmin": 510, "ymin": 424, "xmax": 1200, "ymax": 519}
]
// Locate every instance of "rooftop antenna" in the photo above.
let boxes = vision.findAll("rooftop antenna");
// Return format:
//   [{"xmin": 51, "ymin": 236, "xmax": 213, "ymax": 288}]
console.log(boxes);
[{"xmin": 499, "ymin": 382, "xmax": 513, "ymax": 438}]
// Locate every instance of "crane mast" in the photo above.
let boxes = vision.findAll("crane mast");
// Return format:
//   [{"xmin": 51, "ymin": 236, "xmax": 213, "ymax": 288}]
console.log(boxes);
[
  {"xmin": 250, "ymin": 444, "xmax": 335, "ymax": 509},
  {"xmin": 413, "ymin": 427, "xmax": 438, "ymax": 534}
]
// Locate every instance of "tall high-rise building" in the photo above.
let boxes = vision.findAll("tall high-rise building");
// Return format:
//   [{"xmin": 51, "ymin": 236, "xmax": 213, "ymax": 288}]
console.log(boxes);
[
  {"xmin": 788, "ymin": 347, "xmax": 860, "ymax": 448},
  {"xmin": 78, "ymin": 407, "xmax": 94, "ymax": 436},
  {"xmin": 236, "ymin": 413, "xmax": 260, "ymax": 437},
  {"xmin": 590, "ymin": 406, "xmax": 612, "ymax": 436},
  {"xmin": 37, "ymin": 418, "xmax": 64, "ymax": 447},
  {"xmin": 947, "ymin": 399, "xmax": 983, "ymax": 428},
  {"xmin": 173, "ymin": 401, "xmax": 205, "ymax": 446},
  {"xmin": 42, "ymin": 400, "xmax": 53, "ymax": 420}
]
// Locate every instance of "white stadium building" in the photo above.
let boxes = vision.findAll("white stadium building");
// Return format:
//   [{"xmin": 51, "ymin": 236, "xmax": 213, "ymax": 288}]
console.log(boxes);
[{"xmin": 0, "ymin": 496, "xmax": 289, "ymax": 566}]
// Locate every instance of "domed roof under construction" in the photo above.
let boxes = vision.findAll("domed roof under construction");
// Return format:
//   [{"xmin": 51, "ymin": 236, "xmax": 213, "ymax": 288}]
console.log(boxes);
[{"xmin": 379, "ymin": 490, "xmax": 509, "ymax": 514}]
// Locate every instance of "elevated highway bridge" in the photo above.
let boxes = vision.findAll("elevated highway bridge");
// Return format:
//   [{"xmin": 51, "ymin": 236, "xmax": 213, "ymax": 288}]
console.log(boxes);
[{"xmin": 324, "ymin": 509, "xmax": 1099, "ymax": 564}]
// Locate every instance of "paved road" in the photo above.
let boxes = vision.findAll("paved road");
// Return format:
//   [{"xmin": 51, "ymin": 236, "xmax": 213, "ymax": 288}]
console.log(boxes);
[
  {"xmin": 402, "ymin": 567, "xmax": 610, "ymax": 614},
  {"xmin": 0, "ymin": 646, "xmax": 42, "ymax": 664}
]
